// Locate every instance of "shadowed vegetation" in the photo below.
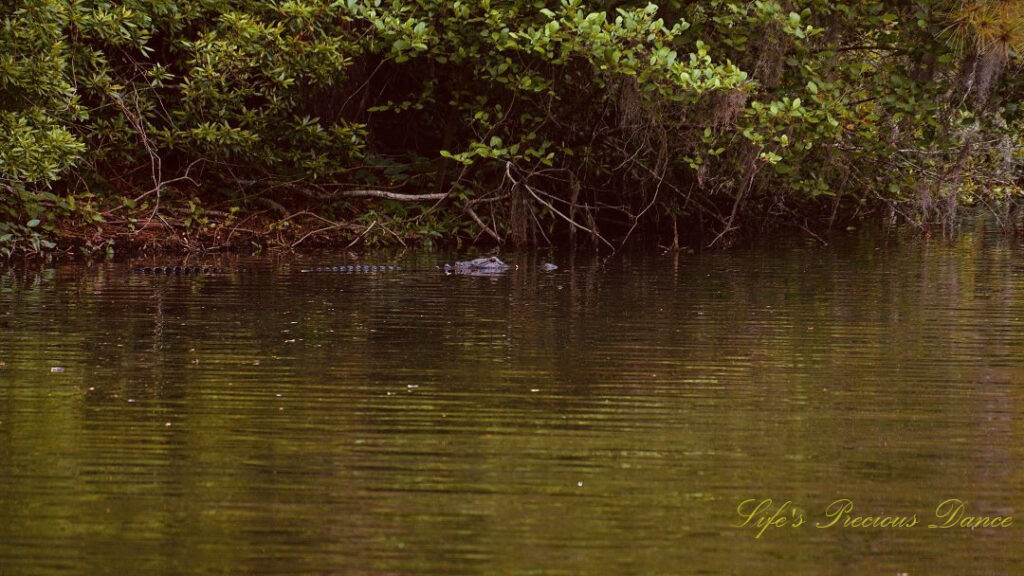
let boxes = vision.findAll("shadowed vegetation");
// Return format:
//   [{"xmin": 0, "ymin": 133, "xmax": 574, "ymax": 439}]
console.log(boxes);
[{"xmin": 1, "ymin": 0, "xmax": 1021, "ymax": 256}]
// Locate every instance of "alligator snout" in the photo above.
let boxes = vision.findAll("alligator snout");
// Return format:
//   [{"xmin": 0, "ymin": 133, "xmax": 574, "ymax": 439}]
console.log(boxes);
[{"xmin": 443, "ymin": 257, "xmax": 558, "ymax": 275}]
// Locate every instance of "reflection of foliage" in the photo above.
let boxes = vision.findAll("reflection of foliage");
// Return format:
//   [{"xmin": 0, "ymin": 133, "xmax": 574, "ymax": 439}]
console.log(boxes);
[
  {"xmin": 0, "ymin": 0, "xmax": 1021, "ymax": 254},
  {"xmin": 1, "ymin": 240, "xmax": 1023, "ymax": 572}
]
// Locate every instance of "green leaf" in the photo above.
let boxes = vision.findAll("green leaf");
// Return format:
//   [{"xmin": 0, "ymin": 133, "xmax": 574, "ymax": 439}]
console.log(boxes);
[{"xmin": 26, "ymin": 219, "xmax": 40, "ymax": 228}]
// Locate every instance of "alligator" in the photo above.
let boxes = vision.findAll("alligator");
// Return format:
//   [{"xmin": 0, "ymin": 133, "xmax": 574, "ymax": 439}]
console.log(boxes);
[
  {"xmin": 130, "ymin": 264, "xmax": 400, "ymax": 274},
  {"xmin": 300, "ymin": 265, "xmax": 400, "ymax": 273},
  {"xmin": 443, "ymin": 256, "xmax": 559, "ymax": 275},
  {"xmin": 131, "ymin": 266, "xmax": 233, "ymax": 275},
  {"xmin": 443, "ymin": 256, "xmax": 513, "ymax": 275},
  {"xmin": 130, "ymin": 257, "xmax": 556, "ymax": 276}
]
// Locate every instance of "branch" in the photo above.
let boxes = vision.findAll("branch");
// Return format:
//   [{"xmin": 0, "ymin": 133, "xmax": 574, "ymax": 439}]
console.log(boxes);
[
  {"xmin": 340, "ymin": 189, "xmax": 449, "ymax": 201},
  {"xmin": 345, "ymin": 220, "xmax": 377, "ymax": 249},
  {"xmin": 464, "ymin": 205, "xmax": 501, "ymax": 243},
  {"xmin": 505, "ymin": 162, "xmax": 615, "ymax": 250},
  {"xmin": 234, "ymin": 180, "xmax": 449, "ymax": 203},
  {"xmin": 290, "ymin": 221, "xmax": 346, "ymax": 249}
]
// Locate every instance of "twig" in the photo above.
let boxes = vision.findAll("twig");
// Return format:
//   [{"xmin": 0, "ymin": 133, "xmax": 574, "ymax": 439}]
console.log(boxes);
[
  {"xmin": 528, "ymin": 206, "xmax": 552, "ymax": 245},
  {"xmin": 706, "ymin": 225, "xmax": 739, "ymax": 248},
  {"xmin": 129, "ymin": 159, "xmax": 203, "ymax": 204},
  {"xmin": 464, "ymin": 205, "xmax": 501, "ymax": 243},
  {"xmin": 290, "ymin": 221, "xmax": 347, "ymax": 249},
  {"xmin": 280, "ymin": 211, "xmax": 345, "ymax": 227},
  {"xmin": 798, "ymin": 219, "xmax": 829, "ymax": 246},
  {"xmin": 505, "ymin": 162, "xmax": 615, "ymax": 250},
  {"xmin": 112, "ymin": 93, "xmax": 166, "ymax": 231},
  {"xmin": 225, "ymin": 211, "xmax": 263, "ymax": 245},
  {"xmin": 620, "ymin": 175, "xmax": 664, "ymax": 248},
  {"xmin": 974, "ymin": 194, "xmax": 1007, "ymax": 230},
  {"xmin": 345, "ymin": 220, "xmax": 377, "ymax": 249},
  {"xmin": 378, "ymin": 222, "xmax": 407, "ymax": 247},
  {"xmin": 256, "ymin": 196, "xmax": 291, "ymax": 217},
  {"xmin": 708, "ymin": 146, "xmax": 763, "ymax": 248}
]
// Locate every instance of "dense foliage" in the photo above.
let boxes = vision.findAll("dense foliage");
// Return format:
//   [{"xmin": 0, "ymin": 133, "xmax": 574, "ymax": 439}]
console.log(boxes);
[{"xmin": 1, "ymin": 0, "xmax": 1021, "ymax": 255}]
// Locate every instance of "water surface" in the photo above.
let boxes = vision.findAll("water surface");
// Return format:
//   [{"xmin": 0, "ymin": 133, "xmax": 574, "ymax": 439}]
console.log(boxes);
[{"xmin": 1, "ymin": 234, "xmax": 1022, "ymax": 574}]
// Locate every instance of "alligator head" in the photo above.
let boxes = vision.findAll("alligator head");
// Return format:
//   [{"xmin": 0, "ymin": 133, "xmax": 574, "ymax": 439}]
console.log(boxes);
[{"xmin": 443, "ymin": 256, "xmax": 514, "ymax": 276}]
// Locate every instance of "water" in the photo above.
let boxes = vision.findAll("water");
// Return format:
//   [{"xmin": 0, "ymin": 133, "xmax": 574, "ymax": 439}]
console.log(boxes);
[{"xmin": 1, "ymin": 234, "xmax": 1022, "ymax": 574}]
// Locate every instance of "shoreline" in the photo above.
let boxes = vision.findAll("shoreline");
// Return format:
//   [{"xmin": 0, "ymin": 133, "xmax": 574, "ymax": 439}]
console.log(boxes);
[{"xmin": 2, "ymin": 209, "xmax": 1021, "ymax": 270}]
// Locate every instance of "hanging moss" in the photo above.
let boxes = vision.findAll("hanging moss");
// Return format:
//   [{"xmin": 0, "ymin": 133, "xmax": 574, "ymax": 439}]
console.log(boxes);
[{"xmin": 0, "ymin": 0, "xmax": 1021, "ymax": 256}]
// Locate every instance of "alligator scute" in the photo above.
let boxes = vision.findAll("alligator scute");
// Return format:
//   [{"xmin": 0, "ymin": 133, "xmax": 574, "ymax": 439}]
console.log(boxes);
[
  {"xmin": 300, "ymin": 265, "xmax": 400, "ymax": 273},
  {"xmin": 130, "ymin": 266, "xmax": 229, "ymax": 275}
]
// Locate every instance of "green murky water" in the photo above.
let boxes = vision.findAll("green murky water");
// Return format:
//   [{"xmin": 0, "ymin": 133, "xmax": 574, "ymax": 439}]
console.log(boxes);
[{"xmin": 1, "ymin": 234, "xmax": 1022, "ymax": 574}]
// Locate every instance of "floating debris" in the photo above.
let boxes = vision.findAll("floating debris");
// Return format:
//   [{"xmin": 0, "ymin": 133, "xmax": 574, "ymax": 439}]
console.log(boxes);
[{"xmin": 50, "ymin": 366, "xmax": 65, "ymax": 373}]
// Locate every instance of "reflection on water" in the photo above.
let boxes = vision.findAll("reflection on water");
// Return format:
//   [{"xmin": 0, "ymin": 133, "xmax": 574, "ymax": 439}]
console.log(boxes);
[{"xmin": 1, "ymin": 234, "xmax": 1022, "ymax": 574}]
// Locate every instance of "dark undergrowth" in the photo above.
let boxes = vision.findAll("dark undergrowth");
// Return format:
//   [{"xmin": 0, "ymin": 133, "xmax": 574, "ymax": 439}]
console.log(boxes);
[{"xmin": 2, "ymin": 1, "xmax": 1021, "ymax": 259}]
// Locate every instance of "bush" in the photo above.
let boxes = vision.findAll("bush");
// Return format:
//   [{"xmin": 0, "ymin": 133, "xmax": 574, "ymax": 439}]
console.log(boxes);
[{"xmin": 1, "ymin": 0, "xmax": 1021, "ymax": 255}]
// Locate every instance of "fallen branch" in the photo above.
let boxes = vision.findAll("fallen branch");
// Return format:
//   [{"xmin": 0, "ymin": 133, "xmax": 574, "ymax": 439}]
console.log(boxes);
[
  {"xmin": 340, "ymin": 189, "xmax": 449, "ymax": 201},
  {"xmin": 235, "ymin": 180, "xmax": 448, "ymax": 203}
]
